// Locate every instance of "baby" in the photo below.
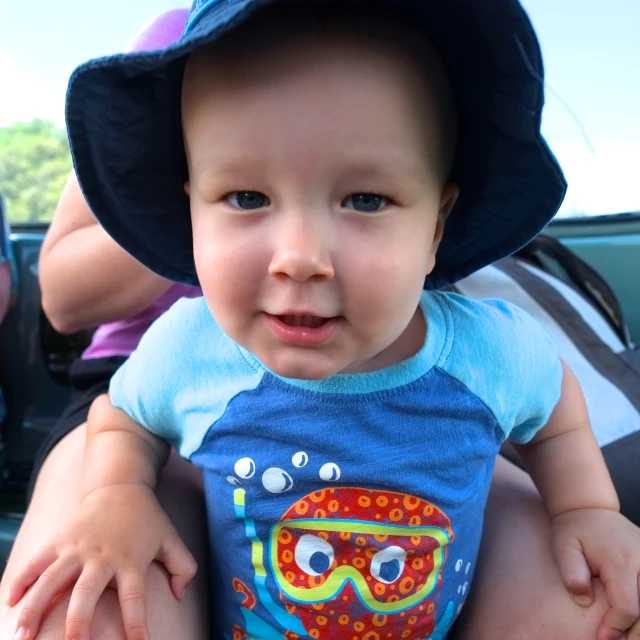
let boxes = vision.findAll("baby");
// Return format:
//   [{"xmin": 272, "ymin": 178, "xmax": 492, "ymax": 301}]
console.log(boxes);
[{"xmin": 7, "ymin": 1, "xmax": 640, "ymax": 640}]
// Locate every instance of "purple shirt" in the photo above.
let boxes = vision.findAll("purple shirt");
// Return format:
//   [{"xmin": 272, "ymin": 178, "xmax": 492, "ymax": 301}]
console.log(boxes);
[
  {"xmin": 127, "ymin": 8, "xmax": 189, "ymax": 51},
  {"xmin": 83, "ymin": 284, "xmax": 201, "ymax": 359},
  {"xmin": 83, "ymin": 8, "xmax": 197, "ymax": 360}
]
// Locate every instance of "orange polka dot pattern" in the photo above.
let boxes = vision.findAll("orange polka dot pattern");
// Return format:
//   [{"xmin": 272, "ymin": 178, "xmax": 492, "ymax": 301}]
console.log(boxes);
[{"xmin": 275, "ymin": 488, "xmax": 453, "ymax": 639}]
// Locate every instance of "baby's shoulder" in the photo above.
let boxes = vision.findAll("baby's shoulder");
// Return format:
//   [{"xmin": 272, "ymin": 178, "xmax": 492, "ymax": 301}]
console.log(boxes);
[
  {"xmin": 144, "ymin": 295, "xmax": 217, "ymax": 342},
  {"xmin": 431, "ymin": 291, "xmax": 547, "ymax": 355},
  {"xmin": 131, "ymin": 295, "xmax": 247, "ymax": 378},
  {"xmin": 426, "ymin": 291, "xmax": 562, "ymax": 441},
  {"xmin": 110, "ymin": 295, "xmax": 262, "ymax": 455},
  {"xmin": 137, "ymin": 295, "xmax": 225, "ymax": 354}
]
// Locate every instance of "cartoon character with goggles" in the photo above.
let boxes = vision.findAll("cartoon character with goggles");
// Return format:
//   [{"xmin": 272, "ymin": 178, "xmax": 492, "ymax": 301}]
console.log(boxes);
[{"xmin": 230, "ymin": 484, "xmax": 456, "ymax": 640}]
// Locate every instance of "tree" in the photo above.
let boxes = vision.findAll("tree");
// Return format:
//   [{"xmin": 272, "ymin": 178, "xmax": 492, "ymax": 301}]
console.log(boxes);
[{"xmin": 0, "ymin": 119, "xmax": 72, "ymax": 224}]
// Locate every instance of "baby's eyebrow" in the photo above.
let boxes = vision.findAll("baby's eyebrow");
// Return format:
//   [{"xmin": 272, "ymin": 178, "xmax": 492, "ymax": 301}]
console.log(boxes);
[
  {"xmin": 334, "ymin": 155, "xmax": 434, "ymax": 187},
  {"xmin": 189, "ymin": 154, "xmax": 268, "ymax": 177},
  {"xmin": 188, "ymin": 144, "xmax": 432, "ymax": 188}
]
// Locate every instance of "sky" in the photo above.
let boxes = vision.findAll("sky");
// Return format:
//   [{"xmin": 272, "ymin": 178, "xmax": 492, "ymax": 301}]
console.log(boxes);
[{"xmin": 0, "ymin": 0, "xmax": 639, "ymax": 217}]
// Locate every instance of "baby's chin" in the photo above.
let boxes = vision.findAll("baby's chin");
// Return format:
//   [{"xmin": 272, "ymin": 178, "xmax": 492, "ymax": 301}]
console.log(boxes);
[{"xmin": 256, "ymin": 349, "xmax": 351, "ymax": 381}]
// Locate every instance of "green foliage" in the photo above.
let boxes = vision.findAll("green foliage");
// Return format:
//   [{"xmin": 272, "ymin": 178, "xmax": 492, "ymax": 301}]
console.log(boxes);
[{"xmin": 0, "ymin": 119, "xmax": 72, "ymax": 224}]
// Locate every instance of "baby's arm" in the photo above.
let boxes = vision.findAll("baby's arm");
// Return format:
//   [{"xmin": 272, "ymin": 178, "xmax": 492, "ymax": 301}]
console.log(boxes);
[
  {"xmin": 516, "ymin": 360, "xmax": 640, "ymax": 640},
  {"xmin": 5, "ymin": 394, "xmax": 197, "ymax": 640}
]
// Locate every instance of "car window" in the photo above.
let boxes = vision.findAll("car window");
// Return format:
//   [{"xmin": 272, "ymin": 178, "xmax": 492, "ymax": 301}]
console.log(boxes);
[{"xmin": 0, "ymin": 1, "xmax": 638, "ymax": 223}]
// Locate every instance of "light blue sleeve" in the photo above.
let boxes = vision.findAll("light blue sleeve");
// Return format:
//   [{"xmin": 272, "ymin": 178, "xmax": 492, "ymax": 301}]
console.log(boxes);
[
  {"xmin": 434, "ymin": 293, "xmax": 563, "ymax": 444},
  {"xmin": 109, "ymin": 297, "xmax": 264, "ymax": 458}
]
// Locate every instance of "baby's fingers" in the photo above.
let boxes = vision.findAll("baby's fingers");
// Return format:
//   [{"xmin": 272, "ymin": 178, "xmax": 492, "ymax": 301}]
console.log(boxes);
[
  {"xmin": 158, "ymin": 533, "xmax": 197, "ymax": 600},
  {"xmin": 5, "ymin": 544, "xmax": 58, "ymax": 606},
  {"xmin": 65, "ymin": 564, "xmax": 113, "ymax": 640},
  {"xmin": 117, "ymin": 572, "xmax": 150, "ymax": 640},
  {"xmin": 552, "ymin": 534, "xmax": 593, "ymax": 605},
  {"xmin": 620, "ymin": 575, "xmax": 640, "ymax": 639},
  {"xmin": 13, "ymin": 558, "xmax": 79, "ymax": 640},
  {"xmin": 597, "ymin": 565, "xmax": 640, "ymax": 640}
]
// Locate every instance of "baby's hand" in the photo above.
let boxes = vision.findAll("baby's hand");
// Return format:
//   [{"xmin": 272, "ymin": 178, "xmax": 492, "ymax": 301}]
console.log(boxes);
[
  {"xmin": 5, "ymin": 484, "xmax": 197, "ymax": 640},
  {"xmin": 551, "ymin": 508, "xmax": 640, "ymax": 640}
]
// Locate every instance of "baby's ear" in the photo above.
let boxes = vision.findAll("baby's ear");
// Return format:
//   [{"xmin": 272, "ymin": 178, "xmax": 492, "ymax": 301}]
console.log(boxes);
[
  {"xmin": 184, "ymin": 181, "xmax": 191, "ymax": 197},
  {"xmin": 434, "ymin": 183, "xmax": 460, "ymax": 244},
  {"xmin": 439, "ymin": 183, "xmax": 459, "ymax": 220}
]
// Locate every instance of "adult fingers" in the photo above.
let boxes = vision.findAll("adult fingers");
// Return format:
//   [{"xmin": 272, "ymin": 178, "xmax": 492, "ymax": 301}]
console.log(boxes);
[{"xmin": 65, "ymin": 564, "xmax": 113, "ymax": 640}]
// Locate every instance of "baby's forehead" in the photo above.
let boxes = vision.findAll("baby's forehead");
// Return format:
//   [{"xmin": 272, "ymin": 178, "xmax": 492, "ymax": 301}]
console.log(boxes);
[{"xmin": 182, "ymin": 3, "xmax": 456, "ymax": 176}]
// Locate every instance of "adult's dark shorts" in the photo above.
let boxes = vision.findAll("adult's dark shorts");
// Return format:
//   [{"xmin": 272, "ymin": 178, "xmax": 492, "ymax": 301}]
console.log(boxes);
[{"xmin": 28, "ymin": 355, "xmax": 126, "ymax": 502}]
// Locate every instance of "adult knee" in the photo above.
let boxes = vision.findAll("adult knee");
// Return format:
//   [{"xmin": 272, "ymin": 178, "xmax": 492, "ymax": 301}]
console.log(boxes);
[
  {"xmin": 455, "ymin": 578, "xmax": 607, "ymax": 640},
  {"xmin": 0, "ymin": 588, "xmax": 125, "ymax": 640},
  {"xmin": 510, "ymin": 580, "xmax": 608, "ymax": 640}
]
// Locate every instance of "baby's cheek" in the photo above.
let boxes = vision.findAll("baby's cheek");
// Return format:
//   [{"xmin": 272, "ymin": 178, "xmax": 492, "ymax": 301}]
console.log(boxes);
[
  {"xmin": 195, "ymin": 225, "xmax": 261, "ymax": 290},
  {"xmin": 350, "ymin": 256, "xmax": 423, "ymax": 327}
]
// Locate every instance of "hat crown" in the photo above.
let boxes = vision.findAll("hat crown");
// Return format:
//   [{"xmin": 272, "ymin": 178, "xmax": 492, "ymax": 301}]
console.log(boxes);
[{"xmin": 187, "ymin": 0, "xmax": 237, "ymax": 34}]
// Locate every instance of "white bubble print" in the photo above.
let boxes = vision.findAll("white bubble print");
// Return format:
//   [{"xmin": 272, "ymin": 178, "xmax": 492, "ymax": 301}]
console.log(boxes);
[
  {"xmin": 458, "ymin": 605, "xmax": 463, "ymax": 615},
  {"xmin": 234, "ymin": 457, "xmax": 256, "ymax": 479},
  {"xmin": 462, "ymin": 582, "xmax": 468, "ymax": 596},
  {"xmin": 292, "ymin": 451, "xmax": 309, "ymax": 468},
  {"xmin": 457, "ymin": 585, "xmax": 462, "ymax": 594},
  {"xmin": 227, "ymin": 476, "xmax": 241, "ymax": 486},
  {"xmin": 319, "ymin": 463, "xmax": 341, "ymax": 481},
  {"xmin": 466, "ymin": 562, "xmax": 471, "ymax": 575},
  {"xmin": 455, "ymin": 559, "xmax": 463, "ymax": 572},
  {"xmin": 262, "ymin": 467, "xmax": 294, "ymax": 493}
]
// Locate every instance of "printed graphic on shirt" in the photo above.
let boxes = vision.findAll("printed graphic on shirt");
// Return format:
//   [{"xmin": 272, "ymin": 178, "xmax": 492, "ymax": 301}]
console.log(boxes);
[{"xmin": 225, "ymin": 455, "xmax": 458, "ymax": 640}]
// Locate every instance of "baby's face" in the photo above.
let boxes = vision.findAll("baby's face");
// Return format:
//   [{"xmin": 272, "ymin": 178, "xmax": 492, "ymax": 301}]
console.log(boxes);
[{"xmin": 183, "ymin": 34, "xmax": 458, "ymax": 379}]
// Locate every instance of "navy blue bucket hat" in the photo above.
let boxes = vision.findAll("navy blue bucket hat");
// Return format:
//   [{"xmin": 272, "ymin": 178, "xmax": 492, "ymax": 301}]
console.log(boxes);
[{"xmin": 66, "ymin": 0, "xmax": 566, "ymax": 289}]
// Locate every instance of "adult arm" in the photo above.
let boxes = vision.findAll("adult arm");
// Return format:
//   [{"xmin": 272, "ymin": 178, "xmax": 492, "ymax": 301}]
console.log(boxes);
[{"xmin": 39, "ymin": 172, "xmax": 172, "ymax": 333}]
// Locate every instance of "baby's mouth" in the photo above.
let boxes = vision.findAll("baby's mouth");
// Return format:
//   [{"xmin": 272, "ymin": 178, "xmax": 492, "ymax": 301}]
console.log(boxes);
[
  {"xmin": 265, "ymin": 313, "xmax": 340, "ymax": 345},
  {"xmin": 278, "ymin": 315, "xmax": 330, "ymax": 328}
]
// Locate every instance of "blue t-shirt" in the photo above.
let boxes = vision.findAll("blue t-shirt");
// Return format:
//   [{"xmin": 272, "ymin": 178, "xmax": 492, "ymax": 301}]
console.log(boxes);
[{"xmin": 111, "ymin": 291, "xmax": 562, "ymax": 640}]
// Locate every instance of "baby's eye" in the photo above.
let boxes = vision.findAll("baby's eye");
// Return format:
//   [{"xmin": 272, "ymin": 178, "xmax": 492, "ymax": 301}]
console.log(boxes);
[
  {"xmin": 227, "ymin": 191, "xmax": 270, "ymax": 210},
  {"xmin": 294, "ymin": 534, "xmax": 335, "ymax": 576},
  {"xmin": 342, "ymin": 193, "xmax": 388, "ymax": 213}
]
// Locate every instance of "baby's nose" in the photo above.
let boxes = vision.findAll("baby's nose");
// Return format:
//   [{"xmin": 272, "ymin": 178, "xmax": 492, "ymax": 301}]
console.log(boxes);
[{"xmin": 268, "ymin": 219, "xmax": 334, "ymax": 282}]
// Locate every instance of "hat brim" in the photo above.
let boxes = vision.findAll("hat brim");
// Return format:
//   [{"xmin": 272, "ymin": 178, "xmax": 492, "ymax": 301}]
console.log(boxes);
[{"xmin": 66, "ymin": 0, "xmax": 566, "ymax": 289}]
